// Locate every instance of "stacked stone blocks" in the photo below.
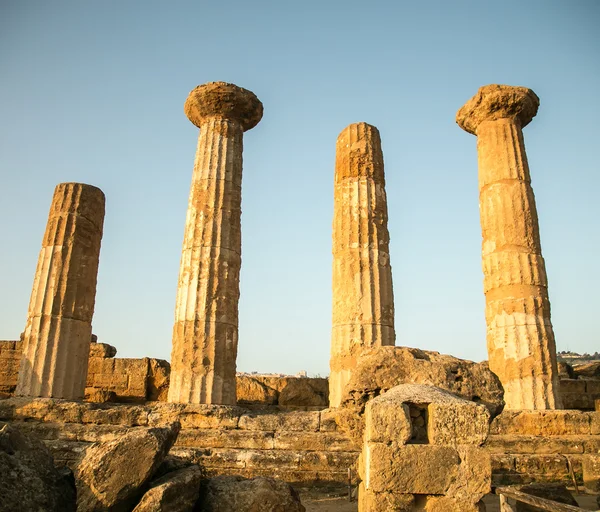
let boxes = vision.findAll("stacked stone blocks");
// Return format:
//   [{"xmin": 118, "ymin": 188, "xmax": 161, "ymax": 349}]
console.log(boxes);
[{"xmin": 358, "ymin": 384, "xmax": 491, "ymax": 511}]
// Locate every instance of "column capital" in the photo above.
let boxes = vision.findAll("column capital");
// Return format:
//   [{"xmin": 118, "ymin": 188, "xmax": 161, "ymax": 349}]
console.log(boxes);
[
  {"xmin": 184, "ymin": 81, "xmax": 263, "ymax": 132},
  {"xmin": 456, "ymin": 84, "xmax": 539, "ymax": 135}
]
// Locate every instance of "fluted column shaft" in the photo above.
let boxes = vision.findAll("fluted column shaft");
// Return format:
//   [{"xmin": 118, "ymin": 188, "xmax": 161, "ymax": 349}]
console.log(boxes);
[
  {"xmin": 16, "ymin": 182, "xmax": 105, "ymax": 399},
  {"xmin": 478, "ymin": 119, "xmax": 560, "ymax": 409},
  {"xmin": 457, "ymin": 84, "xmax": 561, "ymax": 410},
  {"xmin": 169, "ymin": 118, "xmax": 242, "ymax": 405},
  {"xmin": 329, "ymin": 123, "xmax": 395, "ymax": 407}
]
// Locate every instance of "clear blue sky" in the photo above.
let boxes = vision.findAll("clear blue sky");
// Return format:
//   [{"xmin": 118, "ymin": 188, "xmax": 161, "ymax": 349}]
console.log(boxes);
[{"xmin": 1, "ymin": 1, "xmax": 598, "ymax": 376}]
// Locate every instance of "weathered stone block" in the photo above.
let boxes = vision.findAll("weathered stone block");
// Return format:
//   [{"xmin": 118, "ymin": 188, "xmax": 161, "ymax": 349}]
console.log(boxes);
[
  {"xmin": 491, "ymin": 410, "xmax": 591, "ymax": 436},
  {"xmin": 428, "ymin": 402, "xmax": 489, "ymax": 446},
  {"xmin": 446, "ymin": 446, "xmax": 491, "ymax": 501},
  {"xmin": 364, "ymin": 397, "xmax": 411, "ymax": 444},
  {"xmin": 560, "ymin": 379, "xmax": 586, "ymax": 394},
  {"xmin": 582, "ymin": 454, "xmax": 600, "ymax": 493},
  {"xmin": 358, "ymin": 482, "xmax": 414, "ymax": 512},
  {"xmin": 425, "ymin": 496, "xmax": 485, "ymax": 512},
  {"xmin": 238, "ymin": 411, "xmax": 320, "ymax": 432},
  {"xmin": 364, "ymin": 444, "xmax": 459, "ymax": 494}
]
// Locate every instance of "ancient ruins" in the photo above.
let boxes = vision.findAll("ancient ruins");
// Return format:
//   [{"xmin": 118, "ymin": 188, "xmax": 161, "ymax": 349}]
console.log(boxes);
[
  {"xmin": 457, "ymin": 84, "xmax": 562, "ymax": 410},
  {"xmin": 15, "ymin": 182, "xmax": 105, "ymax": 400},
  {"xmin": 169, "ymin": 82, "xmax": 263, "ymax": 406},
  {"xmin": 1, "ymin": 82, "xmax": 599, "ymax": 511},
  {"xmin": 330, "ymin": 122, "xmax": 395, "ymax": 408}
]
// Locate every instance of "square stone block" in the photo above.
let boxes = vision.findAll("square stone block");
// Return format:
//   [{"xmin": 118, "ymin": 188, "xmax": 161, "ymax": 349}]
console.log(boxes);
[
  {"xmin": 428, "ymin": 402, "xmax": 490, "ymax": 446},
  {"xmin": 365, "ymin": 444, "xmax": 459, "ymax": 494},
  {"xmin": 364, "ymin": 397, "xmax": 411, "ymax": 444}
]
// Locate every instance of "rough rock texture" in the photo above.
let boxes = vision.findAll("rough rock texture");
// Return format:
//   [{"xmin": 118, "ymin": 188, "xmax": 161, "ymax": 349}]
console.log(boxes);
[
  {"xmin": 76, "ymin": 422, "xmax": 180, "ymax": 512},
  {"xmin": 0, "ymin": 340, "xmax": 22, "ymax": 393},
  {"xmin": 573, "ymin": 362, "xmax": 600, "ymax": 379},
  {"xmin": 0, "ymin": 397, "xmax": 358, "ymax": 488},
  {"xmin": 89, "ymin": 342, "xmax": 117, "ymax": 358},
  {"xmin": 0, "ymin": 422, "xmax": 76, "ymax": 511},
  {"xmin": 515, "ymin": 483, "xmax": 578, "ymax": 511},
  {"xmin": 184, "ymin": 81, "xmax": 263, "ymax": 132},
  {"xmin": 133, "ymin": 465, "xmax": 204, "ymax": 512},
  {"xmin": 85, "ymin": 389, "xmax": 117, "ymax": 403},
  {"xmin": 582, "ymin": 454, "xmax": 600, "ymax": 493},
  {"xmin": 358, "ymin": 385, "xmax": 491, "ymax": 511},
  {"xmin": 197, "ymin": 475, "xmax": 305, "ymax": 512},
  {"xmin": 457, "ymin": 84, "xmax": 561, "ymax": 410},
  {"xmin": 557, "ymin": 361, "xmax": 574, "ymax": 379},
  {"xmin": 337, "ymin": 346, "xmax": 503, "ymax": 444},
  {"xmin": 330, "ymin": 122, "xmax": 395, "ymax": 408},
  {"xmin": 169, "ymin": 82, "xmax": 263, "ymax": 405},
  {"xmin": 86, "ymin": 356, "xmax": 170, "ymax": 403},
  {"xmin": 237, "ymin": 376, "xmax": 328, "ymax": 407},
  {"xmin": 237, "ymin": 377, "xmax": 279, "ymax": 405},
  {"xmin": 456, "ymin": 84, "xmax": 539, "ymax": 136},
  {"xmin": 16, "ymin": 183, "xmax": 105, "ymax": 400}
]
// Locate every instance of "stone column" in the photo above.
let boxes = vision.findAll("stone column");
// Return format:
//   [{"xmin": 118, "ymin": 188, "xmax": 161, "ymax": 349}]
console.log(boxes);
[
  {"xmin": 329, "ymin": 122, "xmax": 395, "ymax": 408},
  {"xmin": 168, "ymin": 82, "xmax": 263, "ymax": 405},
  {"xmin": 16, "ymin": 182, "xmax": 105, "ymax": 399},
  {"xmin": 457, "ymin": 84, "xmax": 561, "ymax": 410}
]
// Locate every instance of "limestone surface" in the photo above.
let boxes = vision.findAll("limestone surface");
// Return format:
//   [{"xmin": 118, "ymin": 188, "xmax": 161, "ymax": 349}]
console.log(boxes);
[
  {"xmin": 336, "ymin": 346, "xmax": 503, "ymax": 445},
  {"xmin": 330, "ymin": 122, "xmax": 395, "ymax": 408},
  {"xmin": 0, "ymin": 422, "xmax": 77, "ymax": 511},
  {"xmin": 169, "ymin": 82, "xmax": 263, "ymax": 405},
  {"xmin": 457, "ymin": 84, "xmax": 561, "ymax": 410},
  {"xmin": 197, "ymin": 475, "xmax": 306, "ymax": 512},
  {"xmin": 16, "ymin": 183, "xmax": 105, "ymax": 400},
  {"xmin": 76, "ymin": 423, "xmax": 180, "ymax": 511},
  {"xmin": 132, "ymin": 465, "xmax": 203, "ymax": 512}
]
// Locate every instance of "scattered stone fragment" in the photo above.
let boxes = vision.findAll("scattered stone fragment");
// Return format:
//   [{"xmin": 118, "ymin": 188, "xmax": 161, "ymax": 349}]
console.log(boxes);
[
  {"xmin": 133, "ymin": 465, "xmax": 204, "ymax": 512},
  {"xmin": 197, "ymin": 475, "xmax": 306, "ymax": 511},
  {"xmin": 0, "ymin": 422, "xmax": 76, "ymax": 511},
  {"xmin": 337, "ymin": 346, "xmax": 502, "ymax": 444},
  {"xmin": 76, "ymin": 422, "xmax": 180, "ymax": 511}
]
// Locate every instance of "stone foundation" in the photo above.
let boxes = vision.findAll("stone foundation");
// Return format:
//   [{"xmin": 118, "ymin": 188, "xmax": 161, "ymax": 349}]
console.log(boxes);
[
  {"xmin": 487, "ymin": 409, "xmax": 600, "ymax": 486},
  {"xmin": 0, "ymin": 397, "xmax": 358, "ymax": 488}
]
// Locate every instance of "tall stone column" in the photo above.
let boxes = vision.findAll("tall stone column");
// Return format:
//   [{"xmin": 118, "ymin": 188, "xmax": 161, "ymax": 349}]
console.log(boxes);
[
  {"xmin": 329, "ymin": 122, "xmax": 395, "ymax": 408},
  {"xmin": 457, "ymin": 84, "xmax": 561, "ymax": 410},
  {"xmin": 16, "ymin": 182, "xmax": 105, "ymax": 399},
  {"xmin": 168, "ymin": 82, "xmax": 263, "ymax": 405}
]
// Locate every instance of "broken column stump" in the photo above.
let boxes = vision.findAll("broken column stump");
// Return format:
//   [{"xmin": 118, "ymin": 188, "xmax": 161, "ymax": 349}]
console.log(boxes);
[{"xmin": 15, "ymin": 183, "xmax": 105, "ymax": 400}]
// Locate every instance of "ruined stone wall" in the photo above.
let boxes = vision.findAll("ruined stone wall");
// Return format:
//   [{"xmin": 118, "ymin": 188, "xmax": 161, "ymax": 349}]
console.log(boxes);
[
  {"xmin": 0, "ymin": 341, "xmax": 22, "ymax": 395},
  {"xmin": 1, "ymin": 339, "xmax": 599, "ymax": 410},
  {"xmin": 487, "ymin": 409, "xmax": 600, "ymax": 486},
  {"xmin": 0, "ymin": 340, "xmax": 169, "ymax": 402},
  {"xmin": 0, "ymin": 397, "xmax": 357, "ymax": 487}
]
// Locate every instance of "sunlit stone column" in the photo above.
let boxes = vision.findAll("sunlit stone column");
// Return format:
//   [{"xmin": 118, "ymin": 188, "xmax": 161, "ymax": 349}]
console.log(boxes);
[
  {"xmin": 329, "ymin": 122, "xmax": 395, "ymax": 408},
  {"xmin": 16, "ymin": 182, "xmax": 105, "ymax": 399},
  {"xmin": 457, "ymin": 84, "xmax": 561, "ymax": 410},
  {"xmin": 168, "ymin": 82, "xmax": 263, "ymax": 405}
]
